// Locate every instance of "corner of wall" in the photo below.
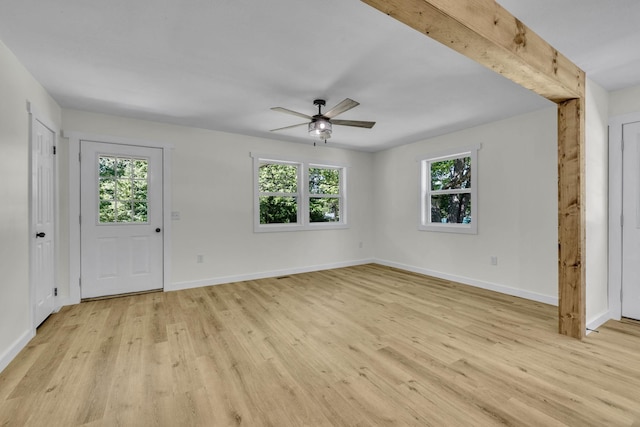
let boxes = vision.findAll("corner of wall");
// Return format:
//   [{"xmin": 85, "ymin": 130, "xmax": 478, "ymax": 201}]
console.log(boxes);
[
  {"xmin": 585, "ymin": 78, "xmax": 610, "ymax": 324},
  {"xmin": 0, "ymin": 329, "xmax": 34, "ymax": 374},
  {"xmin": 586, "ymin": 310, "xmax": 612, "ymax": 335}
]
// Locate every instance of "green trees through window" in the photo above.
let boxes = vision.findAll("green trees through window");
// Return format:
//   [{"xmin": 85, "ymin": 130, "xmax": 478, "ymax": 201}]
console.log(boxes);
[
  {"xmin": 256, "ymin": 159, "xmax": 345, "ymax": 228},
  {"xmin": 258, "ymin": 163, "xmax": 298, "ymax": 224},
  {"xmin": 98, "ymin": 156, "xmax": 149, "ymax": 223},
  {"xmin": 309, "ymin": 168, "xmax": 340, "ymax": 223},
  {"xmin": 420, "ymin": 146, "xmax": 478, "ymax": 234},
  {"xmin": 429, "ymin": 156, "xmax": 471, "ymax": 224}
]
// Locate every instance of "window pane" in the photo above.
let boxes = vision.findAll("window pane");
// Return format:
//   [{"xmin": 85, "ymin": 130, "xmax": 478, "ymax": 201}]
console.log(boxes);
[
  {"xmin": 431, "ymin": 156, "xmax": 471, "ymax": 191},
  {"xmin": 259, "ymin": 196, "xmax": 298, "ymax": 224},
  {"xmin": 309, "ymin": 197, "xmax": 340, "ymax": 222},
  {"xmin": 133, "ymin": 180, "xmax": 148, "ymax": 200},
  {"xmin": 116, "ymin": 179, "xmax": 132, "ymax": 200},
  {"xmin": 309, "ymin": 168, "xmax": 340, "ymax": 195},
  {"xmin": 99, "ymin": 156, "xmax": 116, "ymax": 178},
  {"xmin": 430, "ymin": 193, "xmax": 471, "ymax": 224},
  {"xmin": 259, "ymin": 163, "xmax": 298, "ymax": 193},
  {"xmin": 116, "ymin": 158, "xmax": 132, "ymax": 178},
  {"xmin": 133, "ymin": 202, "xmax": 148, "ymax": 222},
  {"xmin": 99, "ymin": 179, "xmax": 115, "ymax": 200},
  {"xmin": 116, "ymin": 201, "xmax": 133, "ymax": 222},
  {"xmin": 99, "ymin": 201, "xmax": 115, "ymax": 222},
  {"xmin": 133, "ymin": 159, "xmax": 148, "ymax": 179}
]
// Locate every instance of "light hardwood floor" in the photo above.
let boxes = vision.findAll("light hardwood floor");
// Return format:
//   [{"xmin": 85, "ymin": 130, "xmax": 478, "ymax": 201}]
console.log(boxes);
[{"xmin": 1, "ymin": 264, "xmax": 639, "ymax": 426}]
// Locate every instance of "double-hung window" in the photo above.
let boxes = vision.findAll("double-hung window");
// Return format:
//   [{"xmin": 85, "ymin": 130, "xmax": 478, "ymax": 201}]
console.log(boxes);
[
  {"xmin": 257, "ymin": 161, "xmax": 300, "ymax": 225},
  {"xmin": 253, "ymin": 154, "xmax": 347, "ymax": 232},
  {"xmin": 419, "ymin": 145, "xmax": 479, "ymax": 234},
  {"xmin": 308, "ymin": 166, "xmax": 341, "ymax": 223}
]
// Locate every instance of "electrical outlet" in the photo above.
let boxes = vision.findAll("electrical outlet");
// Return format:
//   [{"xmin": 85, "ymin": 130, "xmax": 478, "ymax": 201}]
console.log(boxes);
[
  {"xmin": 490, "ymin": 256, "xmax": 498, "ymax": 266},
  {"xmin": 197, "ymin": 254, "xmax": 204, "ymax": 263}
]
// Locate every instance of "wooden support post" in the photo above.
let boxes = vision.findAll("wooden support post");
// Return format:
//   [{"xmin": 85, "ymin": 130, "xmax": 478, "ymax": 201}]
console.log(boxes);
[
  {"xmin": 361, "ymin": 0, "xmax": 587, "ymax": 338},
  {"xmin": 558, "ymin": 98, "xmax": 586, "ymax": 338}
]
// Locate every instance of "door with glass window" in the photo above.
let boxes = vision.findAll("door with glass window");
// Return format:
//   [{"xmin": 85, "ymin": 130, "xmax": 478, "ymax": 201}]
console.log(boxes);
[{"xmin": 80, "ymin": 141, "xmax": 163, "ymax": 298}]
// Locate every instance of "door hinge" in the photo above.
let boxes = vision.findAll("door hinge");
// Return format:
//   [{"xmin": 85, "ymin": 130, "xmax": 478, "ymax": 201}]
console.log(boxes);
[
  {"xmin": 53, "ymin": 146, "xmax": 57, "ymax": 155},
  {"xmin": 54, "ymin": 287, "xmax": 58, "ymax": 296},
  {"xmin": 621, "ymin": 214, "xmax": 624, "ymax": 228},
  {"xmin": 79, "ymin": 215, "xmax": 81, "ymax": 225},
  {"xmin": 78, "ymin": 152, "xmax": 81, "ymax": 162},
  {"xmin": 79, "ymin": 278, "xmax": 82, "ymax": 288},
  {"xmin": 621, "ymin": 138, "xmax": 624, "ymax": 151}
]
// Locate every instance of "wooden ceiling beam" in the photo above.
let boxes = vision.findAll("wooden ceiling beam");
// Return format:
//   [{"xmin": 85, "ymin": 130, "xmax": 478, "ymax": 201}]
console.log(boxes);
[
  {"xmin": 362, "ymin": 0, "xmax": 586, "ymax": 339},
  {"xmin": 361, "ymin": 0, "xmax": 585, "ymax": 102}
]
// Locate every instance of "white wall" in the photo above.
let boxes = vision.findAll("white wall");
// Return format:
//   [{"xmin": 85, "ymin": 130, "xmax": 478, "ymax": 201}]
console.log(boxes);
[
  {"xmin": 62, "ymin": 102, "xmax": 608, "ymax": 315},
  {"xmin": 0, "ymin": 40, "xmax": 61, "ymax": 371},
  {"xmin": 373, "ymin": 107, "xmax": 560, "ymax": 304},
  {"xmin": 585, "ymin": 79, "xmax": 610, "ymax": 329},
  {"xmin": 61, "ymin": 109, "xmax": 375, "ymax": 293},
  {"xmin": 372, "ymin": 81, "xmax": 611, "ymax": 328},
  {"xmin": 609, "ymin": 84, "xmax": 640, "ymax": 117}
]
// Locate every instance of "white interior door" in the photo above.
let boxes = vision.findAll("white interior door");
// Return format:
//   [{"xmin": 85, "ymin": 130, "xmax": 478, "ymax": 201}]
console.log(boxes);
[
  {"xmin": 622, "ymin": 121, "xmax": 640, "ymax": 320},
  {"xmin": 32, "ymin": 118, "xmax": 56, "ymax": 326},
  {"xmin": 80, "ymin": 141, "xmax": 164, "ymax": 298}
]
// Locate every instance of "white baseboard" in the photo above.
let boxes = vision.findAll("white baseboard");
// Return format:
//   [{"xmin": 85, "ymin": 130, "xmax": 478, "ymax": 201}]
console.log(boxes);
[
  {"xmin": 168, "ymin": 258, "xmax": 376, "ymax": 292},
  {"xmin": 55, "ymin": 295, "xmax": 75, "ymax": 310},
  {"xmin": 374, "ymin": 258, "xmax": 558, "ymax": 306},
  {"xmin": 586, "ymin": 311, "xmax": 612, "ymax": 335},
  {"xmin": 0, "ymin": 329, "xmax": 34, "ymax": 374}
]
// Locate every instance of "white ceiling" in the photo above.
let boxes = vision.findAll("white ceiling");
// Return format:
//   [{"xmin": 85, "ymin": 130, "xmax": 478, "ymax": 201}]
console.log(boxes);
[{"xmin": 1, "ymin": 1, "xmax": 639, "ymax": 151}]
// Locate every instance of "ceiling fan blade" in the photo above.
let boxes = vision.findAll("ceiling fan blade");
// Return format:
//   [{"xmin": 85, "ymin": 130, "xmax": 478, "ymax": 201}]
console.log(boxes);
[
  {"xmin": 324, "ymin": 98, "xmax": 359, "ymax": 119},
  {"xmin": 331, "ymin": 119, "xmax": 376, "ymax": 129},
  {"xmin": 271, "ymin": 107, "xmax": 312, "ymax": 120},
  {"xmin": 270, "ymin": 122, "xmax": 309, "ymax": 132}
]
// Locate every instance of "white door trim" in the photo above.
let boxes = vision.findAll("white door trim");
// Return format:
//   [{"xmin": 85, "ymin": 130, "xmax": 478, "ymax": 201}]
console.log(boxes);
[
  {"xmin": 66, "ymin": 132, "xmax": 173, "ymax": 305},
  {"xmin": 27, "ymin": 102, "xmax": 59, "ymax": 329},
  {"xmin": 609, "ymin": 111, "xmax": 640, "ymax": 320}
]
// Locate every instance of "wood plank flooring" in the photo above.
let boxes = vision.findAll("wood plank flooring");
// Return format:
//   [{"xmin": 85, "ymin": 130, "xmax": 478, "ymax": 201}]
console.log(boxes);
[{"xmin": 1, "ymin": 264, "xmax": 639, "ymax": 426}]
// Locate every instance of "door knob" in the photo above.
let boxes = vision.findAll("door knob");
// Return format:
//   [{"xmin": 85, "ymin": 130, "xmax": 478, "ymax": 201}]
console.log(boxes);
[
  {"xmin": 155, "ymin": 228, "xmax": 161, "ymax": 233},
  {"xmin": 36, "ymin": 232, "xmax": 46, "ymax": 238}
]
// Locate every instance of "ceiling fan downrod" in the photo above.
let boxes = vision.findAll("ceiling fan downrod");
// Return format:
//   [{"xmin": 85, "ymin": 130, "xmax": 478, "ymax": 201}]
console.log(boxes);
[{"xmin": 313, "ymin": 99, "xmax": 326, "ymax": 115}]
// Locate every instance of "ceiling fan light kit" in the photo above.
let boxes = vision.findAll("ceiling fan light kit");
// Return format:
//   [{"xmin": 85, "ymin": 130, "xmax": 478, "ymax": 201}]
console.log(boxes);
[
  {"xmin": 308, "ymin": 118, "xmax": 332, "ymax": 140},
  {"xmin": 270, "ymin": 98, "xmax": 375, "ymax": 145}
]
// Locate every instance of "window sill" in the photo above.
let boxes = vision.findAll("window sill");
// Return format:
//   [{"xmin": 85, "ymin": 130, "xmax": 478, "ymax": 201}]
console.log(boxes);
[
  {"xmin": 254, "ymin": 223, "xmax": 349, "ymax": 233},
  {"xmin": 418, "ymin": 223, "xmax": 477, "ymax": 234}
]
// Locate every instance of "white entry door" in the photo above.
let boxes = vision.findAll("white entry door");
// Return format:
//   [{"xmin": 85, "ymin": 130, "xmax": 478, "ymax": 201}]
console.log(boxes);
[
  {"xmin": 80, "ymin": 141, "xmax": 164, "ymax": 298},
  {"xmin": 622, "ymin": 121, "xmax": 640, "ymax": 320},
  {"xmin": 32, "ymin": 118, "xmax": 56, "ymax": 326}
]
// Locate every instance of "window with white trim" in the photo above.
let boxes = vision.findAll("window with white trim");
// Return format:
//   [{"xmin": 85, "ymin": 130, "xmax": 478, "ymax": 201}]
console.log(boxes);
[
  {"xmin": 253, "ymin": 154, "xmax": 347, "ymax": 232},
  {"xmin": 419, "ymin": 146, "xmax": 479, "ymax": 234},
  {"xmin": 257, "ymin": 161, "xmax": 300, "ymax": 225},
  {"xmin": 309, "ymin": 166, "xmax": 341, "ymax": 223}
]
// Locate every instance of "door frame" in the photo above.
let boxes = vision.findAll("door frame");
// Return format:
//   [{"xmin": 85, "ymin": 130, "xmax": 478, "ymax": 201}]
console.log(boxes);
[
  {"xmin": 66, "ymin": 132, "xmax": 173, "ymax": 304},
  {"xmin": 608, "ymin": 111, "xmax": 640, "ymax": 320},
  {"xmin": 28, "ymin": 102, "xmax": 59, "ymax": 329}
]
